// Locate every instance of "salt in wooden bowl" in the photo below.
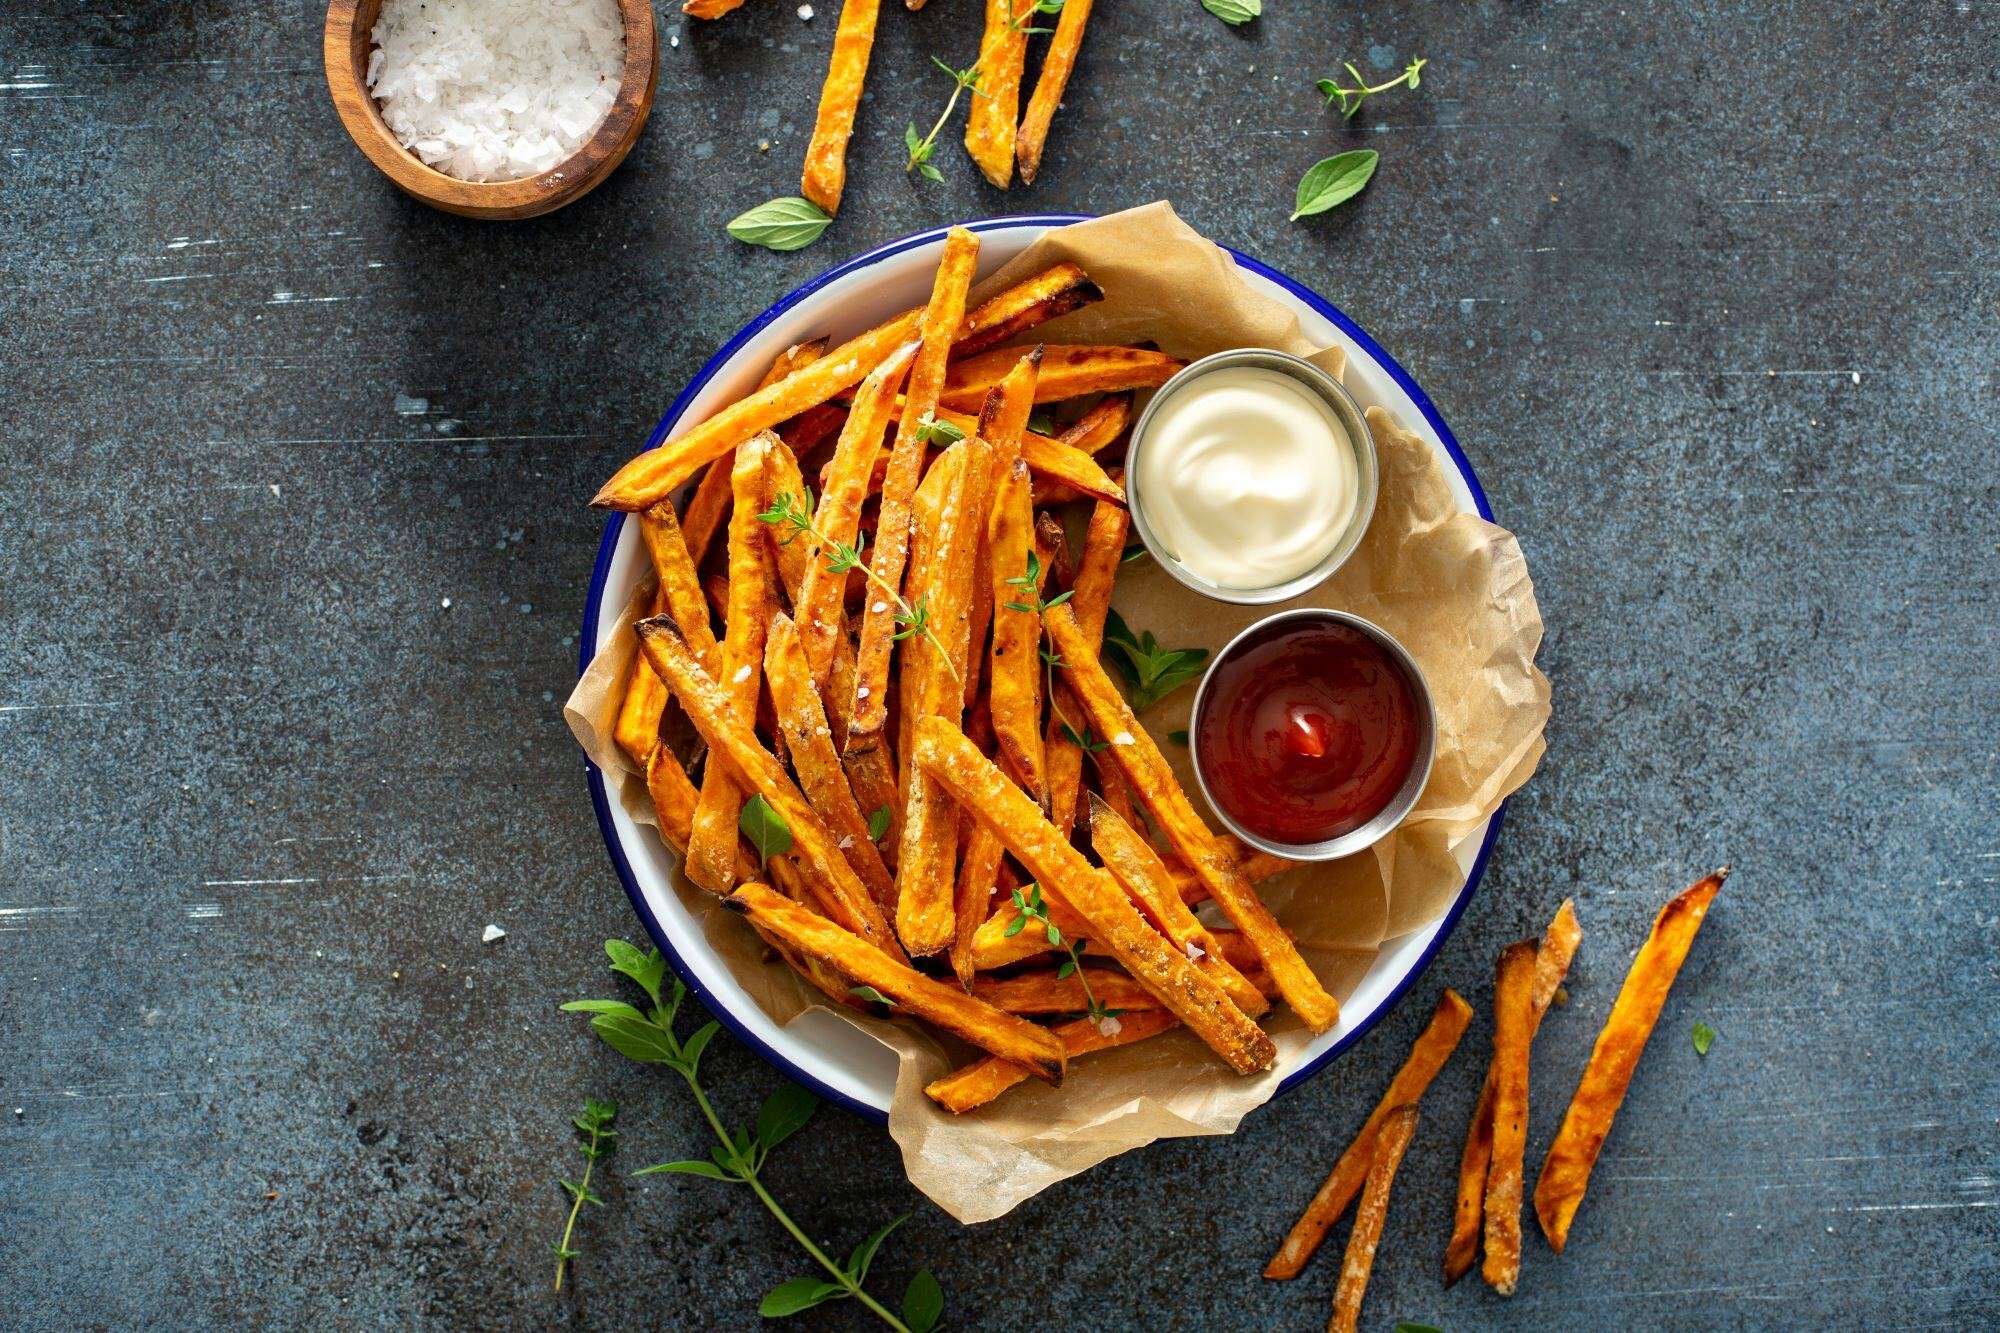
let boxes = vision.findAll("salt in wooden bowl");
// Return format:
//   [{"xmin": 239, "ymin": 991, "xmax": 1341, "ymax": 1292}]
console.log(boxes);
[{"xmin": 323, "ymin": 0, "xmax": 657, "ymax": 221}]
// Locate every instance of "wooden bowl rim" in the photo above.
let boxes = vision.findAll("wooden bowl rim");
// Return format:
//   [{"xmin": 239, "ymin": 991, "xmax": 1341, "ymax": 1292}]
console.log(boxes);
[{"xmin": 323, "ymin": 0, "xmax": 658, "ymax": 218}]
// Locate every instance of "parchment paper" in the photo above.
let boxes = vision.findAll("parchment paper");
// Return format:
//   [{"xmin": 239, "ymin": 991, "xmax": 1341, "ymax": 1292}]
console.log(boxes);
[{"xmin": 566, "ymin": 203, "xmax": 1549, "ymax": 1223}]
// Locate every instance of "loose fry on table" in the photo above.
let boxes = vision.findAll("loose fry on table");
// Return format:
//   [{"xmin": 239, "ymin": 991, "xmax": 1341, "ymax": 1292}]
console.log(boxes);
[
  {"xmin": 1015, "ymin": 0, "xmax": 1094, "ymax": 185},
  {"xmin": 940, "ymin": 344, "xmax": 1183, "ymax": 412},
  {"xmin": 764, "ymin": 613, "xmax": 896, "ymax": 909},
  {"xmin": 1482, "ymin": 940, "xmax": 1539, "ymax": 1296},
  {"xmin": 963, "ymin": 0, "xmax": 1030, "ymax": 189},
  {"xmin": 682, "ymin": 0, "xmax": 747, "ymax": 18},
  {"xmin": 893, "ymin": 440, "xmax": 992, "ymax": 955},
  {"xmin": 634, "ymin": 615, "xmax": 904, "ymax": 960},
  {"xmin": 1089, "ymin": 795, "xmax": 1269, "ymax": 1018},
  {"xmin": 798, "ymin": 0, "xmax": 881, "ymax": 216},
  {"xmin": 848, "ymin": 227, "xmax": 978, "ymax": 800},
  {"xmin": 685, "ymin": 440, "xmax": 777, "ymax": 893},
  {"xmin": 952, "ymin": 261, "xmax": 1102, "ymax": 359},
  {"xmin": 1045, "ymin": 602, "xmax": 1341, "ymax": 1032},
  {"xmin": 1535, "ymin": 869, "xmax": 1727, "ymax": 1254},
  {"xmin": 1446, "ymin": 899, "xmax": 1581, "ymax": 1285},
  {"xmin": 727, "ymin": 882, "xmax": 1066, "ymax": 1083},
  {"xmin": 795, "ymin": 342, "xmax": 917, "ymax": 696},
  {"xmin": 913, "ymin": 717, "xmax": 1277, "ymax": 1074},
  {"xmin": 971, "ymin": 967, "xmax": 1164, "ymax": 1016},
  {"xmin": 925, "ymin": 1009, "xmax": 1178, "ymax": 1114},
  {"xmin": 1264, "ymin": 989, "xmax": 1475, "ymax": 1278},
  {"xmin": 1329, "ymin": 1104, "xmax": 1420, "ymax": 1333}
]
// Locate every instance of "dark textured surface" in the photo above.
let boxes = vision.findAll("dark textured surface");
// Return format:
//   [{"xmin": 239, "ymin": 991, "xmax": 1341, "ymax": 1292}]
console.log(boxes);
[{"xmin": 2, "ymin": 0, "xmax": 1995, "ymax": 1328}]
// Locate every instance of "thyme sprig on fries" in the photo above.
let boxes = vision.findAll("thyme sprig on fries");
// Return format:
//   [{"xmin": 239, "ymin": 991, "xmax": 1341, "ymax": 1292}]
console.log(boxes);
[
  {"xmin": 564, "ymin": 940, "xmax": 942, "ymax": 1330},
  {"xmin": 758, "ymin": 488, "xmax": 961, "ymax": 690},
  {"xmin": 552, "ymin": 1098, "xmax": 617, "ymax": 1292},
  {"xmin": 1004, "ymin": 884, "xmax": 1124, "ymax": 1028}
]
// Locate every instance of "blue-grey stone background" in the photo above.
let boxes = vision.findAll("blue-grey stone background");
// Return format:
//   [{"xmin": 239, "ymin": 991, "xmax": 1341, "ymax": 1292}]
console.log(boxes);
[{"xmin": 2, "ymin": 1, "xmax": 1994, "ymax": 1328}]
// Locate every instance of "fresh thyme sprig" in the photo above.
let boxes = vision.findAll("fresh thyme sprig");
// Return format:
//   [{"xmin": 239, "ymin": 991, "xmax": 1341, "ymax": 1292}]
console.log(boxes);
[
  {"xmin": 1317, "ymin": 57, "xmax": 1427, "ymax": 120},
  {"xmin": 1001, "ymin": 549, "xmax": 1093, "ymax": 747},
  {"xmin": 756, "ymin": 489, "xmax": 962, "ymax": 691},
  {"xmin": 552, "ymin": 1097, "xmax": 617, "ymax": 1292},
  {"xmin": 905, "ymin": 58, "xmax": 983, "ymax": 184},
  {"xmin": 565, "ymin": 941, "xmax": 942, "ymax": 1331},
  {"xmin": 1004, "ymin": 884, "xmax": 1124, "ymax": 1028}
]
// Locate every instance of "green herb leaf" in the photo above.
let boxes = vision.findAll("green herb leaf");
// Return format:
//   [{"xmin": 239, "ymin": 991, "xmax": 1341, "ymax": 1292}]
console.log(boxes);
[
  {"xmin": 1120, "ymin": 542, "xmax": 1149, "ymax": 564},
  {"xmin": 1056, "ymin": 954, "xmax": 1077, "ymax": 980},
  {"xmin": 1028, "ymin": 409, "xmax": 1057, "ymax": 435},
  {"xmin": 587, "ymin": 1012, "xmax": 680, "ymax": 1065},
  {"xmin": 850, "ymin": 984, "xmax": 898, "ymax": 1007},
  {"xmin": 560, "ymin": 999, "xmax": 649, "ymax": 1024},
  {"xmin": 1003, "ymin": 912, "xmax": 1029, "ymax": 938},
  {"xmin": 1291, "ymin": 150, "xmax": 1380, "ymax": 221},
  {"xmin": 760, "ymin": 1275, "xmax": 847, "ymax": 1317},
  {"xmin": 1168, "ymin": 729, "xmax": 1190, "ymax": 746},
  {"xmin": 914, "ymin": 413, "xmax": 966, "ymax": 448},
  {"xmin": 1394, "ymin": 1325, "xmax": 1445, "ymax": 1333},
  {"xmin": 1101, "ymin": 609, "xmax": 1210, "ymax": 711},
  {"xmin": 681, "ymin": 1020, "xmax": 720, "ymax": 1077},
  {"xmin": 634, "ymin": 1158, "xmax": 733, "ymax": 1179},
  {"xmin": 903, "ymin": 1269, "xmax": 945, "ymax": 1333},
  {"xmin": 740, "ymin": 794, "xmax": 793, "ymax": 864},
  {"xmin": 756, "ymin": 1084, "xmax": 820, "ymax": 1154},
  {"xmin": 726, "ymin": 197, "xmax": 833, "ymax": 253},
  {"xmin": 1692, "ymin": 1021, "xmax": 1716, "ymax": 1056},
  {"xmin": 604, "ymin": 939, "xmax": 667, "ymax": 1005},
  {"xmin": 867, "ymin": 806, "xmax": 893, "ymax": 841},
  {"xmin": 1201, "ymin": 0, "xmax": 1260, "ymax": 24},
  {"xmin": 846, "ymin": 1212, "xmax": 909, "ymax": 1284}
]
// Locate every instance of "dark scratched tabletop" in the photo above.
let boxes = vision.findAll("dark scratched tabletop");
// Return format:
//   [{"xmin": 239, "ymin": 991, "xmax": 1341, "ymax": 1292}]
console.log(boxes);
[{"xmin": 2, "ymin": 1, "xmax": 1995, "ymax": 1328}]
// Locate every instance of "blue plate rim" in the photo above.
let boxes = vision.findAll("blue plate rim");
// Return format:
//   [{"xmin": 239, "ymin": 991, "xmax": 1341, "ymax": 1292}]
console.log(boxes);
[{"xmin": 579, "ymin": 214, "xmax": 1504, "ymax": 1126}]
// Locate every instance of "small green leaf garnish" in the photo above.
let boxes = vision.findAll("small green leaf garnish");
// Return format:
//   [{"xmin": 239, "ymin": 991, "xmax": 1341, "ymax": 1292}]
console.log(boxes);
[
  {"xmin": 739, "ymin": 794, "xmax": 793, "ymax": 865},
  {"xmin": 914, "ymin": 412, "xmax": 966, "ymax": 448},
  {"xmin": 1292, "ymin": 150, "xmax": 1380, "ymax": 221},
  {"xmin": 1168, "ymin": 729, "xmax": 1190, "ymax": 746},
  {"xmin": 1692, "ymin": 1021, "xmax": 1716, "ymax": 1056},
  {"xmin": 1120, "ymin": 542, "xmax": 1149, "ymax": 564},
  {"xmin": 1394, "ymin": 1324, "xmax": 1445, "ymax": 1333},
  {"xmin": 1100, "ymin": 608, "xmax": 1210, "ymax": 711},
  {"xmin": 849, "ymin": 985, "xmax": 898, "ymax": 1008},
  {"xmin": 867, "ymin": 805, "xmax": 893, "ymax": 841},
  {"xmin": 1318, "ymin": 57, "xmax": 1427, "ymax": 120},
  {"xmin": 903, "ymin": 1269, "xmax": 945, "ymax": 1333},
  {"xmin": 1201, "ymin": 0, "xmax": 1260, "ymax": 24},
  {"xmin": 726, "ymin": 197, "xmax": 833, "ymax": 252}
]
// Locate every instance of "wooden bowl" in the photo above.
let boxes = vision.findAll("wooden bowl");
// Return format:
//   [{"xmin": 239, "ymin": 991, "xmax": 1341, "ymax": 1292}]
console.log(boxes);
[{"xmin": 324, "ymin": 0, "xmax": 657, "ymax": 220}]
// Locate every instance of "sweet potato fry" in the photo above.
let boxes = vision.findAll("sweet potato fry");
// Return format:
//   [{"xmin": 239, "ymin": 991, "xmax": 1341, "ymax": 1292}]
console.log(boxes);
[
  {"xmin": 1329, "ymin": 1104, "xmax": 1420, "ymax": 1333},
  {"xmin": 952, "ymin": 261, "xmax": 1102, "ymax": 359},
  {"xmin": 686, "ymin": 440, "xmax": 779, "ymax": 893},
  {"xmin": 893, "ymin": 440, "xmax": 991, "ymax": 954},
  {"xmin": 1088, "ymin": 795, "xmax": 1269, "ymax": 1018},
  {"xmin": 764, "ymin": 613, "xmax": 896, "ymax": 910},
  {"xmin": 682, "ymin": 0, "xmax": 747, "ymax": 18},
  {"xmin": 1045, "ymin": 602, "xmax": 1339, "ymax": 1032},
  {"xmin": 679, "ymin": 340, "xmax": 832, "ymax": 567},
  {"xmin": 758, "ymin": 436, "xmax": 814, "ymax": 604},
  {"xmin": 929, "ymin": 404, "xmax": 1125, "ymax": 505},
  {"xmin": 963, "ymin": 349, "xmax": 1041, "ymax": 713},
  {"xmin": 1015, "ymin": 0, "xmax": 1093, "ymax": 185},
  {"xmin": 638, "ymin": 500, "xmax": 724, "ymax": 678},
  {"xmin": 939, "ymin": 344, "xmax": 1183, "ymax": 413},
  {"xmin": 1445, "ymin": 900, "xmax": 1581, "ymax": 1285},
  {"xmin": 967, "ymin": 891, "xmax": 1098, "ymax": 970},
  {"xmin": 952, "ymin": 822, "xmax": 1007, "ymax": 987},
  {"xmin": 727, "ymin": 881, "xmax": 1064, "ymax": 1083},
  {"xmin": 1482, "ymin": 940, "xmax": 1539, "ymax": 1296},
  {"xmin": 635, "ymin": 615, "xmax": 904, "ymax": 960},
  {"xmin": 1264, "ymin": 989, "xmax": 1475, "ymax": 1279},
  {"xmin": 971, "ymin": 967, "xmax": 1164, "ymax": 1016},
  {"xmin": 964, "ymin": 0, "xmax": 1030, "ymax": 189},
  {"xmin": 799, "ymin": 0, "xmax": 881, "ymax": 216},
  {"xmin": 913, "ymin": 718, "xmax": 1275, "ymax": 1074},
  {"xmin": 795, "ymin": 342, "xmax": 917, "ymax": 693},
  {"xmin": 1044, "ymin": 498, "xmax": 1128, "ymax": 835},
  {"xmin": 1535, "ymin": 869, "xmax": 1726, "ymax": 1254},
  {"xmin": 925, "ymin": 1008, "xmax": 1178, "ymax": 1114},
  {"xmin": 987, "ymin": 457, "xmax": 1050, "ymax": 800},
  {"xmin": 613, "ymin": 594, "xmax": 671, "ymax": 765},
  {"xmin": 849, "ymin": 228, "xmax": 979, "ymax": 775},
  {"xmin": 1034, "ymin": 395, "xmax": 1133, "ymax": 503}
]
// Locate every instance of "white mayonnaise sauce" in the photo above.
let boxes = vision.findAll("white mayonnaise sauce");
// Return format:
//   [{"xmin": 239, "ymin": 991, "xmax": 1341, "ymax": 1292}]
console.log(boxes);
[{"xmin": 1134, "ymin": 366, "xmax": 1358, "ymax": 589}]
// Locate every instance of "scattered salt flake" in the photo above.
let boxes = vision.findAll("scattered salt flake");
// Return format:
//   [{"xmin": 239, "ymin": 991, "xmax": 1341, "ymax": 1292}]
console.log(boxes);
[
  {"xmin": 837, "ymin": 835, "xmax": 853, "ymax": 850},
  {"xmin": 1183, "ymin": 939, "xmax": 1205, "ymax": 962},
  {"xmin": 797, "ymin": 2, "xmax": 814, "ymax": 15},
  {"xmin": 857, "ymin": 686, "xmax": 871, "ymax": 699},
  {"xmin": 871, "ymin": 601, "xmax": 888, "ymax": 614},
  {"xmin": 440, "ymin": 597, "xmax": 452, "ymax": 609},
  {"xmin": 733, "ymin": 664, "xmax": 753, "ymax": 683},
  {"xmin": 482, "ymin": 923, "xmax": 506, "ymax": 943},
  {"xmin": 1112, "ymin": 731, "xmax": 1135, "ymax": 746},
  {"xmin": 1094, "ymin": 1015, "xmax": 1122, "ymax": 1037},
  {"xmin": 1851, "ymin": 371, "xmax": 1861, "ymax": 384},
  {"xmin": 268, "ymin": 483, "xmax": 282, "ymax": 497}
]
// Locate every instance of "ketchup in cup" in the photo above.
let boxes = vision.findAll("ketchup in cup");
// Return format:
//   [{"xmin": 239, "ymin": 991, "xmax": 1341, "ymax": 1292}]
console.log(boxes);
[{"xmin": 1194, "ymin": 615, "xmax": 1426, "ymax": 850}]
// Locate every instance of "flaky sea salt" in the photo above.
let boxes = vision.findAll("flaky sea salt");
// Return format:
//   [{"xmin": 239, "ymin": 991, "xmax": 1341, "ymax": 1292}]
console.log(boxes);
[{"xmin": 367, "ymin": 0, "xmax": 625, "ymax": 183}]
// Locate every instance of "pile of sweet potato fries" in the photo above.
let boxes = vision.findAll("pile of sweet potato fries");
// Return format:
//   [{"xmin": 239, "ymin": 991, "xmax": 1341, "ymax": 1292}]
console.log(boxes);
[
  {"xmin": 691, "ymin": 0, "xmax": 1097, "ymax": 210},
  {"xmin": 1263, "ymin": 870, "xmax": 1725, "ymax": 1330},
  {"xmin": 596, "ymin": 228, "xmax": 1343, "ymax": 1111}
]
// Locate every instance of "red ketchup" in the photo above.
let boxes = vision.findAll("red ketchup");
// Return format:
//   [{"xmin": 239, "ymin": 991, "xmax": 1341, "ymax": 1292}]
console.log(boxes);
[{"xmin": 1195, "ymin": 619, "xmax": 1422, "ymax": 846}]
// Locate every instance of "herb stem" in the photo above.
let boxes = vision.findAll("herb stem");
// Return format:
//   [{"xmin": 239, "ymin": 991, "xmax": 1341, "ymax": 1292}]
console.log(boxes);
[{"xmin": 553, "ymin": 1135, "xmax": 599, "ymax": 1292}]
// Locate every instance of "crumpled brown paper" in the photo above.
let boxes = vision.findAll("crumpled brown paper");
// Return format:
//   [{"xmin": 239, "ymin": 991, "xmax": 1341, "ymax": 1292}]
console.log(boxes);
[{"xmin": 566, "ymin": 203, "xmax": 1549, "ymax": 1223}]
